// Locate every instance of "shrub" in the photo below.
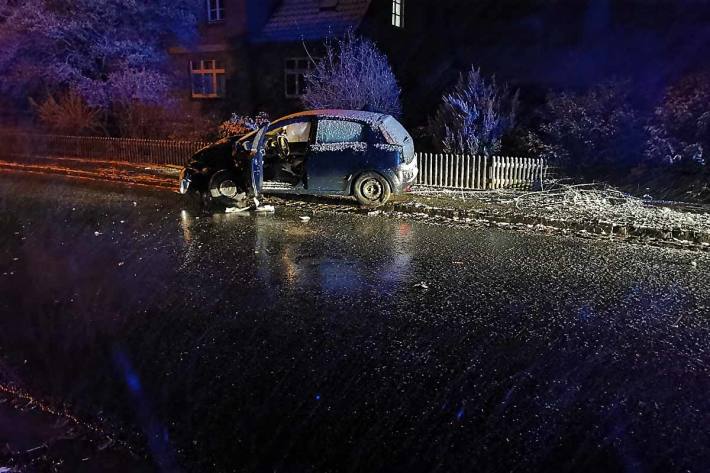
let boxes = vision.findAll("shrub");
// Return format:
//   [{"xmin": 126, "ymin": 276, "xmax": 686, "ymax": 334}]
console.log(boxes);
[
  {"xmin": 536, "ymin": 82, "xmax": 645, "ymax": 171},
  {"xmin": 428, "ymin": 67, "xmax": 519, "ymax": 155},
  {"xmin": 31, "ymin": 90, "xmax": 103, "ymax": 135},
  {"xmin": 302, "ymin": 33, "xmax": 401, "ymax": 117},
  {"xmin": 218, "ymin": 112, "xmax": 270, "ymax": 139},
  {"xmin": 645, "ymin": 72, "xmax": 710, "ymax": 167}
]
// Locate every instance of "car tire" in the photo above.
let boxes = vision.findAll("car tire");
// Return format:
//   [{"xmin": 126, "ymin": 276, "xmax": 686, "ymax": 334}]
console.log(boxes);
[
  {"xmin": 353, "ymin": 172, "xmax": 391, "ymax": 207},
  {"xmin": 208, "ymin": 170, "xmax": 249, "ymax": 208}
]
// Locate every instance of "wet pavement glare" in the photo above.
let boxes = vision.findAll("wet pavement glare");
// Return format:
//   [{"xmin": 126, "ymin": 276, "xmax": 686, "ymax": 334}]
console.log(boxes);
[{"xmin": 0, "ymin": 175, "xmax": 709, "ymax": 472}]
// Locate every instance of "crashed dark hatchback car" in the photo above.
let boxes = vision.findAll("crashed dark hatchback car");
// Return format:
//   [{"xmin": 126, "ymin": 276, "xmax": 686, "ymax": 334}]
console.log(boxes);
[{"xmin": 179, "ymin": 110, "xmax": 418, "ymax": 207}]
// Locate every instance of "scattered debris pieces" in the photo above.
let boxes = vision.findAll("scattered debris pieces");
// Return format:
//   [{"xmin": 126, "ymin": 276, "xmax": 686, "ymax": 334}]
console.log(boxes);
[
  {"xmin": 299, "ymin": 216, "xmax": 311, "ymax": 222},
  {"xmin": 255, "ymin": 205, "xmax": 275, "ymax": 213},
  {"xmin": 513, "ymin": 183, "xmax": 710, "ymax": 232},
  {"xmin": 225, "ymin": 206, "xmax": 250, "ymax": 214},
  {"xmin": 414, "ymin": 281, "xmax": 429, "ymax": 290}
]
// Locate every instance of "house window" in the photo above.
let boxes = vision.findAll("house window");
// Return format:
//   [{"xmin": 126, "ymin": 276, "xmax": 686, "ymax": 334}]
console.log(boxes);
[
  {"xmin": 285, "ymin": 58, "xmax": 312, "ymax": 98},
  {"xmin": 207, "ymin": 0, "xmax": 224, "ymax": 22},
  {"xmin": 190, "ymin": 60, "xmax": 226, "ymax": 98},
  {"xmin": 392, "ymin": 0, "xmax": 403, "ymax": 28}
]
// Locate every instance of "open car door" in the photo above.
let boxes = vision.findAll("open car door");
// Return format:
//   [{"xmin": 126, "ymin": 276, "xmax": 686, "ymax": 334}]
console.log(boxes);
[{"xmin": 250, "ymin": 125, "xmax": 269, "ymax": 198}]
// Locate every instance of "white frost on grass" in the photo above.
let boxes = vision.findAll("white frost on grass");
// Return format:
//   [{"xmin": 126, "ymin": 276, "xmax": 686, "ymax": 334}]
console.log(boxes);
[
  {"xmin": 514, "ymin": 184, "xmax": 710, "ymax": 232},
  {"xmin": 410, "ymin": 183, "xmax": 710, "ymax": 234}
]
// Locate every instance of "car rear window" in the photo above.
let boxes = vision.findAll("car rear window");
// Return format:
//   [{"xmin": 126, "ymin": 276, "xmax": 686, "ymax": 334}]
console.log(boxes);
[
  {"xmin": 381, "ymin": 116, "xmax": 411, "ymax": 145},
  {"xmin": 381, "ymin": 116, "xmax": 414, "ymax": 161},
  {"xmin": 316, "ymin": 119, "xmax": 364, "ymax": 144}
]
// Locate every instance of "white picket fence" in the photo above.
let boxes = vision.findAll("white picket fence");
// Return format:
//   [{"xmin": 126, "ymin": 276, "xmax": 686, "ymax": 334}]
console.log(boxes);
[{"xmin": 415, "ymin": 153, "xmax": 546, "ymax": 190}]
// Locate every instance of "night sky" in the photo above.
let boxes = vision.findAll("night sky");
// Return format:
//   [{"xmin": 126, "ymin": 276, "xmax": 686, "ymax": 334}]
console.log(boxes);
[{"xmin": 382, "ymin": 0, "xmax": 710, "ymax": 120}]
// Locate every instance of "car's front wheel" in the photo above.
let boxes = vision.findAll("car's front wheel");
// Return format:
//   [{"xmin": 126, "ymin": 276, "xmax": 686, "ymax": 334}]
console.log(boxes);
[
  {"xmin": 353, "ymin": 172, "xmax": 391, "ymax": 207},
  {"xmin": 208, "ymin": 170, "xmax": 249, "ymax": 208}
]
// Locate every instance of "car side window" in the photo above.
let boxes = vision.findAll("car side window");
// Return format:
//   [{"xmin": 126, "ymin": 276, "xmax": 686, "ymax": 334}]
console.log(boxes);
[{"xmin": 316, "ymin": 119, "xmax": 364, "ymax": 144}]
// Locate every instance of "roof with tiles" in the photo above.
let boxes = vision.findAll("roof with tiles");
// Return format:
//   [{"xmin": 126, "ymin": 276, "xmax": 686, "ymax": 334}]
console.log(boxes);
[{"xmin": 254, "ymin": 0, "xmax": 372, "ymax": 42}]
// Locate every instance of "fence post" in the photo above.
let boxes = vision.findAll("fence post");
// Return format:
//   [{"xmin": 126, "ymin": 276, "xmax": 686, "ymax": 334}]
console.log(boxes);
[{"xmin": 445, "ymin": 153, "xmax": 449, "ymax": 187}]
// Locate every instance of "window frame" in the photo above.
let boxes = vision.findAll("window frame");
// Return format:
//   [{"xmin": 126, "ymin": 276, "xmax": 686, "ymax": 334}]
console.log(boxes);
[
  {"xmin": 392, "ymin": 0, "xmax": 403, "ymax": 28},
  {"xmin": 284, "ymin": 57, "xmax": 313, "ymax": 98},
  {"xmin": 207, "ymin": 0, "xmax": 224, "ymax": 23},
  {"xmin": 190, "ymin": 59, "xmax": 226, "ymax": 99}
]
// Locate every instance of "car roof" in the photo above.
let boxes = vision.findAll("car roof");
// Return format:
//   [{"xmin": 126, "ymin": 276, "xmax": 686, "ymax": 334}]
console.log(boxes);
[{"xmin": 274, "ymin": 109, "xmax": 390, "ymax": 125}]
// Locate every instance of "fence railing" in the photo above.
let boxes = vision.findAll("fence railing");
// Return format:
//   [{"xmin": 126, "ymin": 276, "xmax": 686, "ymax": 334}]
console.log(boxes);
[
  {"xmin": 416, "ymin": 153, "xmax": 546, "ymax": 190},
  {"xmin": 0, "ymin": 132, "xmax": 547, "ymax": 190},
  {"xmin": 0, "ymin": 132, "xmax": 209, "ymax": 166}
]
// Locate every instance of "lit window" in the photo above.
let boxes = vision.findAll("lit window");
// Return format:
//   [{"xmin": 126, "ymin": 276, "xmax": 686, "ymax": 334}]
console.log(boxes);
[
  {"xmin": 190, "ymin": 59, "xmax": 226, "ymax": 98},
  {"xmin": 207, "ymin": 0, "xmax": 224, "ymax": 22},
  {"xmin": 285, "ymin": 58, "xmax": 312, "ymax": 98},
  {"xmin": 392, "ymin": 0, "xmax": 403, "ymax": 28}
]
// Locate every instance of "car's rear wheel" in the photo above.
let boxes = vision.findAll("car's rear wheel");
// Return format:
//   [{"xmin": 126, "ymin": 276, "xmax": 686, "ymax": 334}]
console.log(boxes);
[
  {"xmin": 353, "ymin": 172, "xmax": 391, "ymax": 207},
  {"xmin": 208, "ymin": 170, "xmax": 249, "ymax": 208}
]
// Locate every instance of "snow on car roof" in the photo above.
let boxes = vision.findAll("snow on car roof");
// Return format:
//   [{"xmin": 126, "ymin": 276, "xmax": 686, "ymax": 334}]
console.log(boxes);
[{"xmin": 275, "ymin": 109, "xmax": 389, "ymax": 126}]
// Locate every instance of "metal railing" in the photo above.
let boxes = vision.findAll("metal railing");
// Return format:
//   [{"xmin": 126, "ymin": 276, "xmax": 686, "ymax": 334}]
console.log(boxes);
[
  {"xmin": 0, "ymin": 132, "xmax": 208, "ymax": 166},
  {"xmin": 0, "ymin": 132, "xmax": 547, "ymax": 189}
]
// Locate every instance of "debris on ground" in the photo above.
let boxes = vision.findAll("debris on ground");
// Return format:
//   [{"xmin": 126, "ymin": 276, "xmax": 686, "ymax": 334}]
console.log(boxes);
[
  {"xmin": 255, "ymin": 205, "xmax": 275, "ymax": 213},
  {"xmin": 299, "ymin": 216, "xmax": 311, "ymax": 222},
  {"xmin": 513, "ymin": 183, "xmax": 710, "ymax": 233},
  {"xmin": 225, "ymin": 206, "xmax": 251, "ymax": 213}
]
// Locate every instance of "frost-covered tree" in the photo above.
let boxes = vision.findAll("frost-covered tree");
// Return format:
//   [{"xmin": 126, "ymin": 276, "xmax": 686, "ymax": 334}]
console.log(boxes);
[
  {"xmin": 0, "ymin": 0, "xmax": 200, "ymax": 110},
  {"xmin": 646, "ymin": 72, "xmax": 710, "ymax": 167},
  {"xmin": 302, "ymin": 33, "xmax": 401, "ymax": 117},
  {"xmin": 429, "ymin": 67, "xmax": 519, "ymax": 155},
  {"xmin": 538, "ymin": 82, "xmax": 645, "ymax": 170}
]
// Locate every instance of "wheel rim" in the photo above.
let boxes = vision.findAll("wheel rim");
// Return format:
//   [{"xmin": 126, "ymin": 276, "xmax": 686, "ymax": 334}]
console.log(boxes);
[
  {"xmin": 361, "ymin": 178, "xmax": 383, "ymax": 201},
  {"xmin": 218, "ymin": 179, "xmax": 238, "ymax": 198}
]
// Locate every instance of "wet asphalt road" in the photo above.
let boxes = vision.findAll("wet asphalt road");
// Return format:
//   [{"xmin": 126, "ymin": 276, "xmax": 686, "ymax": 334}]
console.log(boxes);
[{"xmin": 0, "ymin": 174, "xmax": 709, "ymax": 473}]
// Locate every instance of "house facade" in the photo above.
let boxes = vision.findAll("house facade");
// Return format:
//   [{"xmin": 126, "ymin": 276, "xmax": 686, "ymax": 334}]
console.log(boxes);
[{"xmin": 169, "ymin": 0, "xmax": 409, "ymax": 120}]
